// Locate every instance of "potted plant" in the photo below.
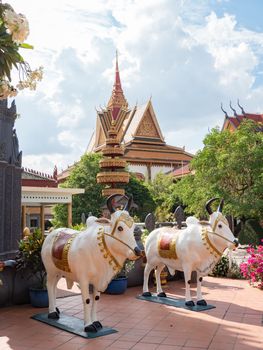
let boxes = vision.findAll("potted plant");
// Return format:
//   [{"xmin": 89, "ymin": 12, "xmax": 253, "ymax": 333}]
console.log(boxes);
[
  {"xmin": 105, "ymin": 260, "xmax": 134, "ymax": 294},
  {"xmin": 15, "ymin": 229, "xmax": 48, "ymax": 307}
]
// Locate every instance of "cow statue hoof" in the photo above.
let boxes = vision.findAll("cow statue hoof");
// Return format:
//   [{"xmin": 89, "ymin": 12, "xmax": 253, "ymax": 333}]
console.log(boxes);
[
  {"xmin": 142, "ymin": 291, "xmax": 152, "ymax": 297},
  {"xmin": 157, "ymin": 292, "xmax": 167, "ymax": 297},
  {"xmin": 48, "ymin": 310, "xmax": 60, "ymax": 319},
  {"xmin": 84, "ymin": 321, "xmax": 103, "ymax": 333},
  {"xmin": 197, "ymin": 299, "xmax": 207, "ymax": 306},
  {"xmin": 185, "ymin": 300, "xmax": 195, "ymax": 307}
]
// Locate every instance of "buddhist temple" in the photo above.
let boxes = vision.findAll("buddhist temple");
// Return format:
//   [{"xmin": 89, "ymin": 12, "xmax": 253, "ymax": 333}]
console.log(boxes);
[
  {"xmin": 221, "ymin": 101, "xmax": 263, "ymax": 132},
  {"xmin": 86, "ymin": 53, "xmax": 193, "ymax": 181}
]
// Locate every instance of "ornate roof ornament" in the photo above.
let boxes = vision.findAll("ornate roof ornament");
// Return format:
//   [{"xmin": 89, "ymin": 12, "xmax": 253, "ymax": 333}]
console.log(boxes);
[
  {"xmin": 107, "ymin": 50, "xmax": 128, "ymax": 120},
  {"xmin": 237, "ymin": 99, "xmax": 246, "ymax": 115},
  {"xmin": 220, "ymin": 103, "xmax": 229, "ymax": 118},
  {"xmin": 229, "ymin": 101, "xmax": 238, "ymax": 117}
]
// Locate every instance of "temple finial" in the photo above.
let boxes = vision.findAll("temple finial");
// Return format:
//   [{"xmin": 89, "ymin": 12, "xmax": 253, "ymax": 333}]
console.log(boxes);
[{"xmin": 107, "ymin": 51, "xmax": 128, "ymax": 120}]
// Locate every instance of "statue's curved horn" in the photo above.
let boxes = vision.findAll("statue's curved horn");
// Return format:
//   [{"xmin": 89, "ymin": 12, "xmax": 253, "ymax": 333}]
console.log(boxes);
[
  {"xmin": 106, "ymin": 194, "xmax": 120, "ymax": 213},
  {"xmin": 124, "ymin": 195, "xmax": 133, "ymax": 212},
  {"xmin": 218, "ymin": 199, "xmax": 224, "ymax": 213},
  {"xmin": 205, "ymin": 198, "xmax": 219, "ymax": 215}
]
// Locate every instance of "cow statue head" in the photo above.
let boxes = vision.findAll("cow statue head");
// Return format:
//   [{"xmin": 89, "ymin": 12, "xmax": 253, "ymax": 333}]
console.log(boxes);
[
  {"xmin": 205, "ymin": 198, "xmax": 238, "ymax": 250},
  {"xmin": 102, "ymin": 194, "xmax": 142, "ymax": 261}
]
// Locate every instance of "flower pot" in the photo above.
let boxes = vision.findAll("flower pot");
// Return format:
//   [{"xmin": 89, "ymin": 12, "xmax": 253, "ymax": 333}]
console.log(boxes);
[
  {"xmin": 29, "ymin": 288, "xmax": 49, "ymax": 307},
  {"xmin": 105, "ymin": 277, "xmax": 128, "ymax": 294}
]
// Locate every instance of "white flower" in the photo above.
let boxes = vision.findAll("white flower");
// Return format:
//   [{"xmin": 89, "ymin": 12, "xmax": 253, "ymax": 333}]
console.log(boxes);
[{"xmin": 3, "ymin": 9, "xmax": 29, "ymax": 44}]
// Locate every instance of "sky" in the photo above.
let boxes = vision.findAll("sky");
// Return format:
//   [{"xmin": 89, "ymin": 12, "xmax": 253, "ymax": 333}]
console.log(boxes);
[{"xmin": 6, "ymin": 0, "xmax": 263, "ymax": 174}]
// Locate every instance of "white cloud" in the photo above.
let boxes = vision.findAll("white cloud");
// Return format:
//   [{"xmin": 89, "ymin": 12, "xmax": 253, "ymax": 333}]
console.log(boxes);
[{"xmin": 5, "ymin": 0, "xmax": 263, "ymax": 174}]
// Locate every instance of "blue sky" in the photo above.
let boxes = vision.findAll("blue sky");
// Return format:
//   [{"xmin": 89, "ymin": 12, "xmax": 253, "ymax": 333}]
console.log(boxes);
[{"xmin": 6, "ymin": 0, "xmax": 263, "ymax": 174}]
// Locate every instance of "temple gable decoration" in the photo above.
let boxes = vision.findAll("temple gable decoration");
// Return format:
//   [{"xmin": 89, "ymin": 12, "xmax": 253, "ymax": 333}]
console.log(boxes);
[{"xmin": 133, "ymin": 101, "xmax": 164, "ymax": 141}]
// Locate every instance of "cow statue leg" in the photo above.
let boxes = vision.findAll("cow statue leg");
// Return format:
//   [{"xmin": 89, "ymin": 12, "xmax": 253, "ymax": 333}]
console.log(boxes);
[
  {"xmin": 47, "ymin": 272, "xmax": 60, "ymax": 319},
  {"xmin": 196, "ymin": 272, "xmax": 207, "ymax": 306},
  {"xmin": 79, "ymin": 279, "xmax": 94, "ymax": 332},
  {"xmin": 142, "ymin": 262, "xmax": 154, "ymax": 297},
  {"xmin": 183, "ymin": 265, "xmax": 195, "ymax": 306},
  {"xmin": 90, "ymin": 289, "xmax": 103, "ymax": 331},
  {"xmin": 155, "ymin": 264, "xmax": 167, "ymax": 297}
]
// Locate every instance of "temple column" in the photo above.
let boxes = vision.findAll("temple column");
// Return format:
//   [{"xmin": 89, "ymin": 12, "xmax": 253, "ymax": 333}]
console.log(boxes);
[
  {"xmin": 67, "ymin": 202, "xmax": 72, "ymax": 227},
  {"xmin": 22, "ymin": 205, "xmax": 26, "ymax": 230},
  {"xmin": 40, "ymin": 205, "xmax": 45, "ymax": 236},
  {"xmin": 147, "ymin": 163, "xmax": 152, "ymax": 181}
]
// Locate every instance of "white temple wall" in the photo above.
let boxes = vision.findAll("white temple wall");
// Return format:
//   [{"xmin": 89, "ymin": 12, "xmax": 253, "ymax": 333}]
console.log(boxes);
[
  {"xmin": 151, "ymin": 165, "xmax": 173, "ymax": 179},
  {"xmin": 127, "ymin": 163, "xmax": 173, "ymax": 180},
  {"xmin": 128, "ymin": 164, "xmax": 148, "ymax": 179}
]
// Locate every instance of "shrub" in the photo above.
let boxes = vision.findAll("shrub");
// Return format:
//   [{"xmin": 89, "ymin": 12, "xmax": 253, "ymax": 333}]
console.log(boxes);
[
  {"xmin": 238, "ymin": 219, "xmax": 263, "ymax": 246},
  {"xmin": 240, "ymin": 241, "xmax": 263, "ymax": 289},
  {"xmin": 15, "ymin": 229, "xmax": 46, "ymax": 289},
  {"xmin": 211, "ymin": 255, "xmax": 229, "ymax": 277},
  {"xmin": 210, "ymin": 255, "xmax": 243, "ymax": 279}
]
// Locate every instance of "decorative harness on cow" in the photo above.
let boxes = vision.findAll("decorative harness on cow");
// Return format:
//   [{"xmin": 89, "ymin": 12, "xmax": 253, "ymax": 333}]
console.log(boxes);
[
  {"xmin": 97, "ymin": 212, "xmax": 135, "ymax": 273},
  {"xmin": 200, "ymin": 212, "xmax": 233, "ymax": 258}
]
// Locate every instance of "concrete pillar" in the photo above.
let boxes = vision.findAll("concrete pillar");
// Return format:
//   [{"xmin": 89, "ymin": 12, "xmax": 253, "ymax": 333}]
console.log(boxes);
[
  {"xmin": 40, "ymin": 205, "xmax": 45, "ymax": 236},
  {"xmin": 22, "ymin": 205, "xmax": 26, "ymax": 230},
  {"xmin": 67, "ymin": 202, "xmax": 72, "ymax": 227}
]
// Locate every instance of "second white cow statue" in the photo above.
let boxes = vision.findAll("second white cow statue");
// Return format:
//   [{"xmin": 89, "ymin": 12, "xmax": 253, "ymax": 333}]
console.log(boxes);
[
  {"xmin": 41, "ymin": 194, "xmax": 142, "ymax": 332},
  {"xmin": 142, "ymin": 198, "xmax": 238, "ymax": 306}
]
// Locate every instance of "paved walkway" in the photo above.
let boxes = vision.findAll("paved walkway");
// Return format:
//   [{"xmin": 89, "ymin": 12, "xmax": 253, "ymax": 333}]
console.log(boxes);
[{"xmin": 0, "ymin": 276, "xmax": 262, "ymax": 350}]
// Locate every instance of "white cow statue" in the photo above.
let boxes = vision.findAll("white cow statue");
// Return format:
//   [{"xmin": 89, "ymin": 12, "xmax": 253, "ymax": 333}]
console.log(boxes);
[
  {"xmin": 142, "ymin": 198, "xmax": 238, "ymax": 306},
  {"xmin": 41, "ymin": 194, "xmax": 142, "ymax": 332}
]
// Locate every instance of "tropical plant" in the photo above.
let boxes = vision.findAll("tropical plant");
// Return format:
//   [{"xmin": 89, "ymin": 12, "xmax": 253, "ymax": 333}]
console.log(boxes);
[
  {"xmin": 15, "ymin": 229, "xmax": 46, "ymax": 289},
  {"xmin": 240, "ymin": 241, "xmax": 263, "ymax": 289},
  {"xmin": 115, "ymin": 260, "xmax": 135, "ymax": 278},
  {"xmin": 173, "ymin": 120, "xmax": 263, "ymax": 220},
  {"xmin": 0, "ymin": 2, "xmax": 43, "ymax": 99}
]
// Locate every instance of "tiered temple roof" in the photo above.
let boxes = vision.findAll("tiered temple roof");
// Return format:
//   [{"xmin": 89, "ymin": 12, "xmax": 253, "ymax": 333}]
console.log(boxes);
[
  {"xmin": 87, "ymin": 55, "xmax": 193, "ymax": 179},
  {"xmin": 221, "ymin": 102, "xmax": 263, "ymax": 132}
]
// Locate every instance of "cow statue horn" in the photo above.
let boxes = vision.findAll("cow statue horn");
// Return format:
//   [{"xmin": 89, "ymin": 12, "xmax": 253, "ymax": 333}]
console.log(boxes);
[
  {"xmin": 205, "ymin": 197, "xmax": 219, "ymax": 215},
  {"xmin": 106, "ymin": 194, "xmax": 120, "ymax": 213},
  {"xmin": 124, "ymin": 195, "xmax": 133, "ymax": 212},
  {"xmin": 217, "ymin": 199, "xmax": 224, "ymax": 213}
]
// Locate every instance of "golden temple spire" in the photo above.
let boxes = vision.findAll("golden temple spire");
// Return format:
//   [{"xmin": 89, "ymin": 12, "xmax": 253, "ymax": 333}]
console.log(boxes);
[{"xmin": 107, "ymin": 51, "xmax": 128, "ymax": 120}]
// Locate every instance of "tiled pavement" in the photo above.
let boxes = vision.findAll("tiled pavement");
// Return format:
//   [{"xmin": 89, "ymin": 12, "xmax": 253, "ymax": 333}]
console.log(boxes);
[{"xmin": 0, "ymin": 276, "xmax": 262, "ymax": 350}]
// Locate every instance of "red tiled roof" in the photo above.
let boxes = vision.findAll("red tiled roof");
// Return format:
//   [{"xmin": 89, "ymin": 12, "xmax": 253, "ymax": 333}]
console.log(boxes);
[
  {"xmin": 227, "ymin": 114, "xmax": 263, "ymax": 129},
  {"xmin": 170, "ymin": 163, "xmax": 191, "ymax": 178}
]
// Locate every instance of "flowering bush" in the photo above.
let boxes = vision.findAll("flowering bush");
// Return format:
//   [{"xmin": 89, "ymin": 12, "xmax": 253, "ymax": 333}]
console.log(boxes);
[
  {"xmin": 0, "ymin": 3, "xmax": 43, "ymax": 99},
  {"xmin": 240, "ymin": 240, "xmax": 263, "ymax": 289}
]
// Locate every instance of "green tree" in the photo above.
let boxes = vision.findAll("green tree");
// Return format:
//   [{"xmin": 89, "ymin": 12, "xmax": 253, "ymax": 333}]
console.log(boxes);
[
  {"xmin": 174, "ymin": 120, "xmax": 263, "ymax": 219},
  {"xmin": 147, "ymin": 172, "xmax": 181, "ymax": 221},
  {"xmin": 53, "ymin": 153, "xmax": 156, "ymax": 225},
  {"xmin": 53, "ymin": 153, "xmax": 104, "ymax": 226},
  {"xmin": 125, "ymin": 175, "xmax": 156, "ymax": 221}
]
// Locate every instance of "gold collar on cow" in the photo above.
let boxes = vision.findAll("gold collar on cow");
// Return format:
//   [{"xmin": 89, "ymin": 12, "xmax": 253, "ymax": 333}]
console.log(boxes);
[
  {"xmin": 97, "ymin": 227, "xmax": 122, "ymax": 273},
  {"xmin": 201, "ymin": 226, "xmax": 222, "ymax": 258}
]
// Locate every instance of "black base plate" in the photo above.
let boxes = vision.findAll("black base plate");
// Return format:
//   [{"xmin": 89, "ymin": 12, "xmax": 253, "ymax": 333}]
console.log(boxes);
[
  {"xmin": 137, "ymin": 294, "xmax": 215, "ymax": 311},
  {"xmin": 31, "ymin": 313, "xmax": 118, "ymax": 338}
]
